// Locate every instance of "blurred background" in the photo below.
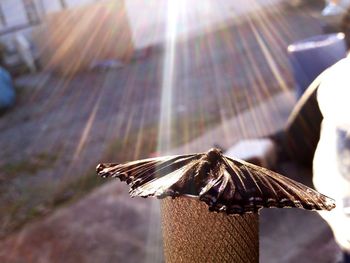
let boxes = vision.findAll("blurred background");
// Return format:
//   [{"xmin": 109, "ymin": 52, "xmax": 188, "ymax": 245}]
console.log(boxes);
[{"xmin": 0, "ymin": 0, "xmax": 348, "ymax": 262}]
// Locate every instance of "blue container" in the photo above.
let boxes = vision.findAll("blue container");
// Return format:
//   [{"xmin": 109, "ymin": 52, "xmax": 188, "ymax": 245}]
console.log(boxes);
[
  {"xmin": 0, "ymin": 67, "xmax": 15, "ymax": 110},
  {"xmin": 288, "ymin": 33, "xmax": 347, "ymax": 98}
]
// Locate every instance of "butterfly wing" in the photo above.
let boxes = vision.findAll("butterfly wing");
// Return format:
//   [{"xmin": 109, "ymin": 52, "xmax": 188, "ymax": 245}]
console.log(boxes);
[
  {"xmin": 96, "ymin": 153, "xmax": 203, "ymax": 198},
  {"xmin": 97, "ymin": 152, "xmax": 335, "ymax": 214},
  {"xmin": 198, "ymin": 155, "xmax": 335, "ymax": 214}
]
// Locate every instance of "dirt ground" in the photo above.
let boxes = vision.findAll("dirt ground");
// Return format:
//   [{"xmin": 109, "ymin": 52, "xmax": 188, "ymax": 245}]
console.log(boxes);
[{"xmin": 0, "ymin": 1, "xmax": 336, "ymax": 261}]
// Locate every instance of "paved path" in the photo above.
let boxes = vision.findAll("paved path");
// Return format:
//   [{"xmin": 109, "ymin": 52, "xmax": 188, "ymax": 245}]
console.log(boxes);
[
  {"xmin": 0, "ymin": 90, "xmax": 341, "ymax": 263},
  {"xmin": 1, "ymin": 89, "xmax": 292, "ymax": 263},
  {"xmin": 170, "ymin": 90, "xmax": 295, "ymax": 154}
]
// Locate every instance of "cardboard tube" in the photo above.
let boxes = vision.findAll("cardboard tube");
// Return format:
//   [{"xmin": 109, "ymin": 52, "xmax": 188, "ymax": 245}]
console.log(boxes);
[{"xmin": 161, "ymin": 197, "xmax": 259, "ymax": 263}]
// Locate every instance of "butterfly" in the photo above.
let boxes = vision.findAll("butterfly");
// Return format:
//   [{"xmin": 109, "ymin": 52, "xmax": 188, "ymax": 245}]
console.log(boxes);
[{"xmin": 96, "ymin": 148, "xmax": 335, "ymax": 214}]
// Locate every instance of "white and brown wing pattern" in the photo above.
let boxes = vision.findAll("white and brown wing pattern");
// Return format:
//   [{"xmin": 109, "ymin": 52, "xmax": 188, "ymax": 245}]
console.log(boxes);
[
  {"xmin": 96, "ymin": 153, "xmax": 204, "ymax": 198},
  {"xmin": 199, "ymin": 155, "xmax": 335, "ymax": 214},
  {"xmin": 97, "ymin": 148, "xmax": 335, "ymax": 214}
]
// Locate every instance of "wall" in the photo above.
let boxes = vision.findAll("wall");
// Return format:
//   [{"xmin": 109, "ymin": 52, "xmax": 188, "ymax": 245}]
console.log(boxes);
[
  {"xmin": 33, "ymin": 0, "xmax": 134, "ymax": 75},
  {"xmin": 0, "ymin": 0, "xmax": 101, "ymax": 51},
  {"xmin": 0, "ymin": 0, "xmax": 285, "ymax": 72},
  {"xmin": 125, "ymin": 0, "xmax": 285, "ymax": 49}
]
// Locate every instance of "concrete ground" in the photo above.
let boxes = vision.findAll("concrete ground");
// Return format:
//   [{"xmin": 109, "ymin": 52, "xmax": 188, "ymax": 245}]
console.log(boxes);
[{"xmin": 0, "ymin": 90, "xmax": 342, "ymax": 263}]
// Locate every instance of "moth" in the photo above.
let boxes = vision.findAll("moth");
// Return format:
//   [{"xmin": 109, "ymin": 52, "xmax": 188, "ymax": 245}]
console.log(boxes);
[{"xmin": 96, "ymin": 148, "xmax": 335, "ymax": 214}]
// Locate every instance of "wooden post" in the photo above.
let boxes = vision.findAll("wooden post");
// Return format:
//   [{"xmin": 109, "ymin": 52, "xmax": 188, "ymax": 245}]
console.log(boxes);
[{"xmin": 161, "ymin": 197, "xmax": 259, "ymax": 263}]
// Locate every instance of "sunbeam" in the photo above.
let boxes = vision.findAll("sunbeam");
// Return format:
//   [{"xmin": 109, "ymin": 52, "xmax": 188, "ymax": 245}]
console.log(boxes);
[{"xmin": 157, "ymin": 0, "xmax": 182, "ymax": 154}]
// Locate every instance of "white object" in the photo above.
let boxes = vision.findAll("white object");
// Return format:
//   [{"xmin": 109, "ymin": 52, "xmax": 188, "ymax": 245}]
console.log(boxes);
[
  {"xmin": 322, "ymin": 0, "xmax": 350, "ymax": 16},
  {"xmin": 313, "ymin": 56, "xmax": 350, "ymax": 252},
  {"xmin": 14, "ymin": 33, "xmax": 36, "ymax": 73},
  {"xmin": 225, "ymin": 139, "xmax": 277, "ymax": 169}
]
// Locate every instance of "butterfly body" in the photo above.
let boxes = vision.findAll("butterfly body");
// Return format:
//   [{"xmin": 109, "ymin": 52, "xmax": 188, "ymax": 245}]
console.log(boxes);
[
  {"xmin": 97, "ymin": 148, "xmax": 335, "ymax": 214},
  {"xmin": 178, "ymin": 148, "xmax": 223, "ymax": 196}
]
